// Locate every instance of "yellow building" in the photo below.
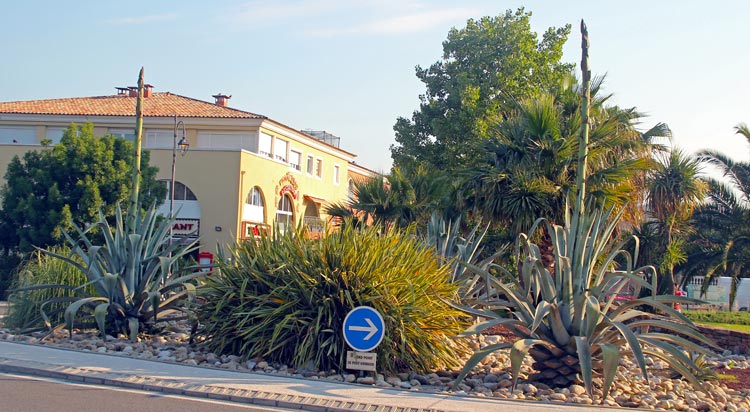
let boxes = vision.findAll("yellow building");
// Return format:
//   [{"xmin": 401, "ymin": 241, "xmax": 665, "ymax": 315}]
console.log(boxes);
[{"xmin": 0, "ymin": 86, "xmax": 371, "ymax": 254}]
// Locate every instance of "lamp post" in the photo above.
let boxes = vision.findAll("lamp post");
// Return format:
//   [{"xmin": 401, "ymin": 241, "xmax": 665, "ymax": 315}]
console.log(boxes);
[{"xmin": 169, "ymin": 114, "xmax": 190, "ymax": 243}]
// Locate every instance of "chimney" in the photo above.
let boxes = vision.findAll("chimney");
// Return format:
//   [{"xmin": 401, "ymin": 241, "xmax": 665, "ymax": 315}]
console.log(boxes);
[
  {"xmin": 128, "ymin": 87, "xmax": 138, "ymax": 97},
  {"xmin": 212, "ymin": 93, "xmax": 232, "ymax": 107},
  {"xmin": 115, "ymin": 87, "xmax": 129, "ymax": 95},
  {"xmin": 144, "ymin": 84, "xmax": 154, "ymax": 98}
]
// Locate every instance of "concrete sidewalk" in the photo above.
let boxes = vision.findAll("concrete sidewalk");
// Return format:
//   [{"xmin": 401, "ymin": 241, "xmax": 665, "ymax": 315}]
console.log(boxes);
[{"xmin": 0, "ymin": 341, "xmax": 631, "ymax": 412}]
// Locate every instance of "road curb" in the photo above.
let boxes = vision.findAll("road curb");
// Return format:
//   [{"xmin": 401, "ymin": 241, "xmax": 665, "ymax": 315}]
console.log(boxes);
[{"xmin": 0, "ymin": 356, "xmax": 457, "ymax": 412}]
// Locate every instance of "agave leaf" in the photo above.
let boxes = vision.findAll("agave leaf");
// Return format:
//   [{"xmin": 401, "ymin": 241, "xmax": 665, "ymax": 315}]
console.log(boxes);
[
  {"xmin": 94, "ymin": 302, "xmax": 110, "ymax": 338},
  {"xmin": 452, "ymin": 343, "xmax": 515, "ymax": 390},
  {"xmin": 629, "ymin": 319, "xmax": 719, "ymax": 350},
  {"xmin": 611, "ymin": 321, "xmax": 649, "ymax": 383},
  {"xmin": 573, "ymin": 336, "xmax": 593, "ymax": 395},
  {"xmin": 641, "ymin": 348, "xmax": 704, "ymax": 391},
  {"xmin": 548, "ymin": 304, "xmax": 572, "ymax": 346},
  {"xmin": 530, "ymin": 301, "xmax": 552, "ymax": 334},
  {"xmin": 600, "ymin": 343, "xmax": 620, "ymax": 400},
  {"xmin": 458, "ymin": 317, "xmax": 524, "ymax": 337},
  {"xmin": 128, "ymin": 317, "xmax": 139, "ymax": 342},
  {"xmin": 64, "ymin": 297, "xmax": 108, "ymax": 339},
  {"xmin": 639, "ymin": 333, "xmax": 716, "ymax": 356},
  {"xmin": 510, "ymin": 339, "xmax": 551, "ymax": 391},
  {"xmin": 583, "ymin": 295, "xmax": 603, "ymax": 339}
]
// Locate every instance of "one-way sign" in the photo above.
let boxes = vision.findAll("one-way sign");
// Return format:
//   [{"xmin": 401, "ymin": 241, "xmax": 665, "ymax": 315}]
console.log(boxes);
[{"xmin": 342, "ymin": 306, "xmax": 385, "ymax": 352}]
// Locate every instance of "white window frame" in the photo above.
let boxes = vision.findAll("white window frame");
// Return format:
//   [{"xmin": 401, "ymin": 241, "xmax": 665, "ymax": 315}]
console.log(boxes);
[
  {"xmin": 276, "ymin": 194, "xmax": 294, "ymax": 235},
  {"xmin": 197, "ymin": 131, "xmax": 253, "ymax": 150},
  {"xmin": 259, "ymin": 132, "xmax": 274, "ymax": 158},
  {"xmin": 315, "ymin": 158, "xmax": 323, "ymax": 178},
  {"xmin": 289, "ymin": 150, "xmax": 302, "ymax": 172},
  {"xmin": 144, "ymin": 129, "xmax": 174, "ymax": 149},
  {"xmin": 0, "ymin": 126, "xmax": 36, "ymax": 145},
  {"xmin": 108, "ymin": 128, "xmax": 136, "ymax": 142},
  {"xmin": 333, "ymin": 164, "xmax": 340, "ymax": 185},
  {"xmin": 275, "ymin": 139, "xmax": 288, "ymax": 162},
  {"xmin": 45, "ymin": 127, "xmax": 66, "ymax": 145},
  {"xmin": 306, "ymin": 155, "xmax": 314, "ymax": 175}
]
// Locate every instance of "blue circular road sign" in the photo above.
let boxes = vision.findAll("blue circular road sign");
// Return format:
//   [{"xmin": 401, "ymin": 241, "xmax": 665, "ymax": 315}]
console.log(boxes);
[{"xmin": 342, "ymin": 306, "xmax": 385, "ymax": 352}]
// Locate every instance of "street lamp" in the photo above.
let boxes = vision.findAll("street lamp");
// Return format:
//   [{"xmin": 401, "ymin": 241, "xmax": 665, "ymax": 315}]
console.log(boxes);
[{"xmin": 169, "ymin": 114, "xmax": 189, "ymax": 243}]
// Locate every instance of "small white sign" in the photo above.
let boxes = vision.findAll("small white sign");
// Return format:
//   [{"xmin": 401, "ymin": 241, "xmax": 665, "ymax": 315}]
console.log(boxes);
[{"xmin": 346, "ymin": 351, "xmax": 377, "ymax": 371}]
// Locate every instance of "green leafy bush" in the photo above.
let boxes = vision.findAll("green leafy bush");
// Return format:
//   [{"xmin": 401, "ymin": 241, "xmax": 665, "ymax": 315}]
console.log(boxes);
[
  {"xmin": 683, "ymin": 310, "xmax": 750, "ymax": 326},
  {"xmin": 197, "ymin": 223, "xmax": 471, "ymax": 374},
  {"xmin": 5, "ymin": 248, "xmax": 93, "ymax": 331}
]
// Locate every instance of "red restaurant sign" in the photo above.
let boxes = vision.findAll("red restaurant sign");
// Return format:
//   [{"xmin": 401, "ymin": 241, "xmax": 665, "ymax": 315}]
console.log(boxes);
[{"xmin": 172, "ymin": 219, "xmax": 200, "ymax": 237}]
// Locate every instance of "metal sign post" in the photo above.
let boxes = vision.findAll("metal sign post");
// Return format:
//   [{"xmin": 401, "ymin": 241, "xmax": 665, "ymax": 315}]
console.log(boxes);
[{"xmin": 342, "ymin": 306, "xmax": 385, "ymax": 371}]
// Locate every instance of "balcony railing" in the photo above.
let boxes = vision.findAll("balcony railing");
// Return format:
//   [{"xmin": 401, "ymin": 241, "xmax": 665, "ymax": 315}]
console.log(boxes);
[{"xmin": 303, "ymin": 216, "xmax": 325, "ymax": 233}]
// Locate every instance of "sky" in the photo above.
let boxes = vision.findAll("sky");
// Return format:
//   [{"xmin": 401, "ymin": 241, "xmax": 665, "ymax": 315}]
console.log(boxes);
[{"xmin": 2, "ymin": 1, "xmax": 749, "ymax": 172}]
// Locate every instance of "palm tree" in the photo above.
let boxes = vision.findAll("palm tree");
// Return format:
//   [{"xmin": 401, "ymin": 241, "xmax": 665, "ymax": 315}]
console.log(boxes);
[
  {"xmin": 686, "ymin": 124, "xmax": 750, "ymax": 308},
  {"xmin": 463, "ymin": 75, "xmax": 665, "ymax": 235},
  {"xmin": 325, "ymin": 166, "xmax": 453, "ymax": 230},
  {"xmin": 645, "ymin": 148, "xmax": 706, "ymax": 295}
]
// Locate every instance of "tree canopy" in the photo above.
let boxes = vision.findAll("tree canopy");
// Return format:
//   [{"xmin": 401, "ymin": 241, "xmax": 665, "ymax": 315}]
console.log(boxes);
[
  {"xmin": 391, "ymin": 8, "xmax": 573, "ymax": 172},
  {"xmin": 0, "ymin": 123, "xmax": 165, "ymax": 253}
]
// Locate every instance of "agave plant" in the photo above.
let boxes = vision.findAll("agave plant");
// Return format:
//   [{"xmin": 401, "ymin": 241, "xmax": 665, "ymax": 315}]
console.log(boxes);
[
  {"xmin": 450, "ymin": 205, "xmax": 717, "ymax": 398},
  {"xmin": 424, "ymin": 212, "xmax": 505, "ymax": 303},
  {"xmin": 33, "ymin": 205, "xmax": 203, "ymax": 340}
]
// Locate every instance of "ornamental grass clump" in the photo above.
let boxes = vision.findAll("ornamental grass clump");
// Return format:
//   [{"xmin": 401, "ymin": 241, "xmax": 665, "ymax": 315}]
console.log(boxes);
[
  {"xmin": 196, "ymin": 223, "xmax": 471, "ymax": 374},
  {"xmin": 5, "ymin": 248, "xmax": 94, "ymax": 331}
]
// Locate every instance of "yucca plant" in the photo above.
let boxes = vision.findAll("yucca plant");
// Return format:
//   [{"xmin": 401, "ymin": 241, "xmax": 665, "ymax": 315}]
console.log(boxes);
[
  {"xmin": 25, "ymin": 205, "xmax": 203, "ymax": 340},
  {"xmin": 197, "ymin": 223, "xmax": 471, "ymax": 374},
  {"xmin": 451, "ymin": 204, "xmax": 717, "ymax": 398}
]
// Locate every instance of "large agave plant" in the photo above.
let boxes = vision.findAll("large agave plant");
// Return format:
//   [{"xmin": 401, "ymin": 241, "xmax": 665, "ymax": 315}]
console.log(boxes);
[
  {"xmin": 424, "ymin": 212, "xmax": 505, "ymax": 303},
  {"xmin": 451, "ymin": 205, "xmax": 717, "ymax": 398},
  {"xmin": 35, "ymin": 205, "xmax": 203, "ymax": 340}
]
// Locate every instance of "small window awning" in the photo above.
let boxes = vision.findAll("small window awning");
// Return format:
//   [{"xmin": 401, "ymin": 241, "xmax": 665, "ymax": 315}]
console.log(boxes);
[{"xmin": 303, "ymin": 194, "xmax": 328, "ymax": 205}]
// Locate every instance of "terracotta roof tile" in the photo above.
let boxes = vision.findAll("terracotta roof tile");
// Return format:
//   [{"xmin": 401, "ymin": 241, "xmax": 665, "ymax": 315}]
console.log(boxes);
[{"xmin": 0, "ymin": 92, "xmax": 265, "ymax": 119}]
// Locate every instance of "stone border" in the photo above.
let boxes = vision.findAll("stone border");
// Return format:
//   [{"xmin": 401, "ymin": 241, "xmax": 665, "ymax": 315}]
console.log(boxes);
[{"xmin": 0, "ymin": 356, "xmax": 458, "ymax": 412}]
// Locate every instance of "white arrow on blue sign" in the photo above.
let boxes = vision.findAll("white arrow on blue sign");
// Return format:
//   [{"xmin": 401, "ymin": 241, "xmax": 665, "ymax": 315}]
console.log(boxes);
[{"xmin": 342, "ymin": 306, "xmax": 385, "ymax": 352}]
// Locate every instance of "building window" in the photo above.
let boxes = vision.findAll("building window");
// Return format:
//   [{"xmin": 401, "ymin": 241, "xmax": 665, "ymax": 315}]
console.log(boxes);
[
  {"xmin": 197, "ymin": 131, "xmax": 253, "ymax": 150},
  {"xmin": 275, "ymin": 139, "xmax": 288, "ymax": 162},
  {"xmin": 243, "ymin": 186, "xmax": 265, "ymax": 223},
  {"xmin": 259, "ymin": 132, "xmax": 273, "ymax": 158},
  {"xmin": 276, "ymin": 194, "xmax": 294, "ymax": 235},
  {"xmin": 333, "ymin": 165, "xmax": 340, "ymax": 185},
  {"xmin": 289, "ymin": 150, "xmax": 302, "ymax": 171},
  {"xmin": 315, "ymin": 159, "xmax": 323, "ymax": 178},
  {"xmin": 0, "ymin": 126, "xmax": 36, "ymax": 145},
  {"xmin": 306, "ymin": 155, "xmax": 314, "ymax": 175},
  {"xmin": 108, "ymin": 129, "xmax": 135, "ymax": 142},
  {"xmin": 144, "ymin": 130, "xmax": 173, "ymax": 149},
  {"xmin": 45, "ymin": 127, "xmax": 67, "ymax": 144},
  {"xmin": 169, "ymin": 181, "xmax": 197, "ymax": 201}
]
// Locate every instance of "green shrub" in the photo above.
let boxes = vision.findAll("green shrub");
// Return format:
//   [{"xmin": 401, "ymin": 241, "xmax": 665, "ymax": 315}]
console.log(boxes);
[
  {"xmin": 683, "ymin": 310, "xmax": 750, "ymax": 326},
  {"xmin": 197, "ymin": 223, "xmax": 471, "ymax": 374},
  {"xmin": 5, "ymin": 248, "xmax": 93, "ymax": 331}
]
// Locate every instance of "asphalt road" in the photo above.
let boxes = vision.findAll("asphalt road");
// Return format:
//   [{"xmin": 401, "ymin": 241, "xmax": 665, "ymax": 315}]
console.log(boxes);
[{"xmin": 0, "ymin": 373, "xmax": 296, "ymax": 412}]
